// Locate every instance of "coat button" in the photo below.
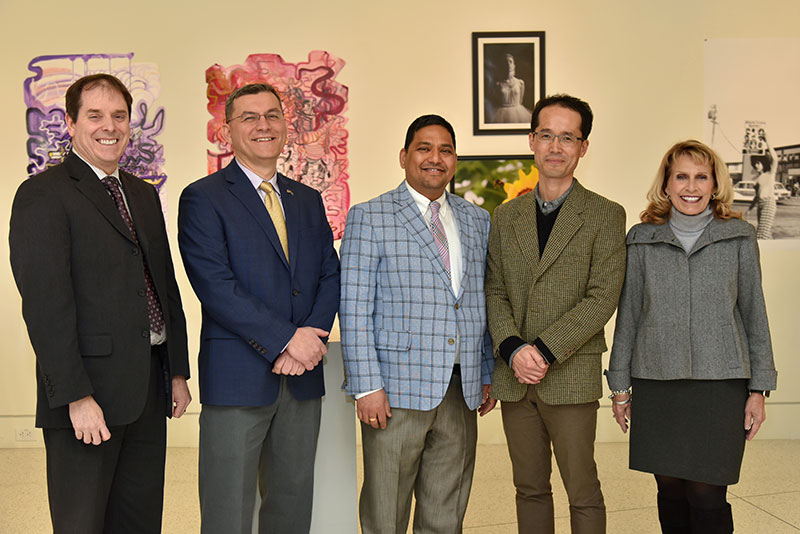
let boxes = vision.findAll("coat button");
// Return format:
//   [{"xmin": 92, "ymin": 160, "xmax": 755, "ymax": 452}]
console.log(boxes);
[
  {"xmin": 132, "ymin": 248, "xmax": 139, "ymax": 255},
  {"xmin": 141, "ymin": 330, "xmax": 149, "ymax": 338},
  {"xmin": 454, "ymin": 303, "xmax": 460, "ymax": 310},
  {"xmin": 292, "ymin": 289, "xmax": 299, "ymax": 296},
  {"xmin": 448, "ymin": 338, "xmax": 455, "ymax": 345},
  {"xmin": 138, "ymin": 289, "xmax": 146, "ymax": 297}
]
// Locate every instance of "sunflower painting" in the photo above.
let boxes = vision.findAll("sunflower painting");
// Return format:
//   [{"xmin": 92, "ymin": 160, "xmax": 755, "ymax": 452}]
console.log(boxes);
[{"xmin": 450, "ymin": 155, "xmax": 537, "ymax": 215}]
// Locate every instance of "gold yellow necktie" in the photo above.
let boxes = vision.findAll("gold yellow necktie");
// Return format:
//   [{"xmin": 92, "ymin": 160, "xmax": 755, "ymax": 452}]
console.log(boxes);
[{"xmin": 259, "ymin": 181, "xmax": 289, "ymax": 263}]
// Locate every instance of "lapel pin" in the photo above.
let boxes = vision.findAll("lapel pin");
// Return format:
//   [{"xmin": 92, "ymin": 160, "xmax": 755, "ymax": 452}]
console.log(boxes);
[{"xmin": 286, "ymin": 188, "xmax": 294, "ymax": 196}]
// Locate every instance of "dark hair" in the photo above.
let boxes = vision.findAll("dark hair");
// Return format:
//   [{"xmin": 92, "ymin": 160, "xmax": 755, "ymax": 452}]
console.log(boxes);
[
  {"xmin": 225, "ymin": 83, "xmax": 283, "ymax": 122},
  {"xmin": 750, "ymin": 153, "xmax": 773, "ymax": 173},
  {"xmin": 403, "ymin": 114, "xmax": 456, "ymax": 151},
  {"xmin": 530, "ymin": 94, "xmax": 593, "ymax": 139},
  {"xmin": 65, "ymin": 74, "xmax": 133, "ymax": 122}
]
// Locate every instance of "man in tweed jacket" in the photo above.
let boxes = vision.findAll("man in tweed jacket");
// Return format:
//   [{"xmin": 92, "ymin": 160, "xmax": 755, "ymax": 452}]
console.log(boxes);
[
  {"xmin": 485, "ymin": 95, "xmax": 626, "ymax": 534},
  {"xmin": 340, "ymin": 115, "xmax": 495, "ymax": 533}
]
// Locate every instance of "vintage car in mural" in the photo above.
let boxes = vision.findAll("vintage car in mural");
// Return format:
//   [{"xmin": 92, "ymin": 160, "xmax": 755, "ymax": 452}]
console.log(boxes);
[
  {"xmin": 732, "ymin": 180, "xmax": 791, "ymax": 203},
  {"xmin": 774, "ymin": 182, "xmax": 791, "ymax": 201},
  {"xmin": 732, "ymin": 181, "xmax": 756, "ymax": 203}
]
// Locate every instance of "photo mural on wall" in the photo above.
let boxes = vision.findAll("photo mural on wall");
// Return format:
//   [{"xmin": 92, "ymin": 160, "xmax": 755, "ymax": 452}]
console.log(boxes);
[
  {"xmin": 206, "ymin": 51, "xmax": 350, "ymax": 240},
  {"xmin": 705, "ymin": 38, "xmax": 800, "ymax": 242},
  {"xmin": 24, "ymin": 53, "xmax": 168, "ymax": 211}
]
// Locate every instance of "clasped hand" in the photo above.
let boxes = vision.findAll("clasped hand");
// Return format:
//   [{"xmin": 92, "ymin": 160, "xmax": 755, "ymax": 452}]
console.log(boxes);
[
  {"xmin": 512, "ymin": 345, "xmax": 549, "ymax": 384},
  {"xmin": 272, "ymin": 326, "xmax": 329, "ymax": 376}
]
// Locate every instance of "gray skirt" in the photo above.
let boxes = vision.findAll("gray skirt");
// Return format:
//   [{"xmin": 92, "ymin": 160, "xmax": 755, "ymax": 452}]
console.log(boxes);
[{"xmin": 629, "ymin": 378, "xmax": 749, "ymax": 486}]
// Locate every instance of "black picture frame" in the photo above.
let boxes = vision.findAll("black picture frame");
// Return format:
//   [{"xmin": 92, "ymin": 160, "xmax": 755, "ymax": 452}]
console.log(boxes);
[
  {"xmin": 472, "ymin": 31, "xmax": 546, "ymax": 136},
  {"xmin": 450, "ymin": 154, "xmax": 537, "ymax": 215}
]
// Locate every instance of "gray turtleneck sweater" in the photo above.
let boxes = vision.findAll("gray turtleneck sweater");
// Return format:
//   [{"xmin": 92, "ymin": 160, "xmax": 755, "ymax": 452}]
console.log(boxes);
[{"xmin": 668, "ymin": 206, "xmax": 713, "ymax": 253}]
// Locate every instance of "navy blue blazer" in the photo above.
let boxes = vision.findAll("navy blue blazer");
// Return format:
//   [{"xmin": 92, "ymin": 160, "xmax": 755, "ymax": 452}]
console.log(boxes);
[{"xmin": 178, "ymin": 161, "xmax": 340, "ymax": 406}]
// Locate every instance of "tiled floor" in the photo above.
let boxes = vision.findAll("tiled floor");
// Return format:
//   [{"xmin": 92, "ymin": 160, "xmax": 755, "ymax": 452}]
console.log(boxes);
[{"xmin": 1, "ymin": 441, "xmax": 798, "ymax": 533}]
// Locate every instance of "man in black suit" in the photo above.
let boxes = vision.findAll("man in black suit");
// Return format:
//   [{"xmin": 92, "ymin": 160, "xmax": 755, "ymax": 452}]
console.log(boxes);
[{"xmin": 9, "ymin": 74, "xmax": 191, "ymax": 534}]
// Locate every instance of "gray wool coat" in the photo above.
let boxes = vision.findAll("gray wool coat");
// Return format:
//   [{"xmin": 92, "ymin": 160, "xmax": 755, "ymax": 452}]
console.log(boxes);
[{"xmin": 606, "ymin": 216, "xmax": 777, "ymax": 392}]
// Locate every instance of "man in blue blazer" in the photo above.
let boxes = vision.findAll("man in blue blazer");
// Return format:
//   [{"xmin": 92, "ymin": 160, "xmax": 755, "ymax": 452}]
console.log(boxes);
[
  {"xmin": 178, "ymin": 84, "xmax": 340, "ymax": 534},
  {"xmin": 340, "ymin": 115, "xmax": 495, "ymax": 533}
]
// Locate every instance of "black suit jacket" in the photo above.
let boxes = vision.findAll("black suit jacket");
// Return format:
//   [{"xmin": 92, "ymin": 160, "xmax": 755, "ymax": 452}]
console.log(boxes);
[{"xmin": 10, "ymin": 152, "xmax": 189, "ymax": 428}]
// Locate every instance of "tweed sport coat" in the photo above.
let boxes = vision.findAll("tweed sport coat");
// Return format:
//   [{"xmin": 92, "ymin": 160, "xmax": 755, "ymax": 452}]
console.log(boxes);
[
  {"xmin": 340, "ymin": 183, "xmax": 494, "ymax": 411},
  {"xmin": 486, "ymin": 180, "xmax": 627, "ymax": 405},
  {"xmin": 606, "ymin": 217, "xmax": 777, "ymax": 392}
]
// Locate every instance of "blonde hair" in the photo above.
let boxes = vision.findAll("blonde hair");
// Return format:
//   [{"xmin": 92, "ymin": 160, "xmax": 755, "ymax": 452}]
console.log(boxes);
[{"xmin": 641, "ymin": 139, "xmax": 741, "ymax": 224}]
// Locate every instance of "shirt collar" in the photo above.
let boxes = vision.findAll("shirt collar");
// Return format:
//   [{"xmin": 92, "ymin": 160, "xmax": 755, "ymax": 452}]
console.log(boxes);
[
  {"xmin": 405, "ymin": 181, "xmax": 449, "ymax": 218},
  {"xmin": 237, "ymin": 158, "xmax": 279, "ymax": 195},
  {"xmin": 535, "ymin": 178, "xmax": 574, "ymax": 215},
  {"xmin": 73, "ymin": 150, "xmax": 120, "ymax": 181}
]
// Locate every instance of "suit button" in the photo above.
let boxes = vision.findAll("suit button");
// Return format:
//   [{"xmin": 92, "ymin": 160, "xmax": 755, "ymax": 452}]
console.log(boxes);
[
  {"xmin": 292, "ymin": 289, "xmax": 299, "ymax": 296},
  {"xmin": 448, "ymin": 338, "xmax": 455, "ymax": 345},
  {"xmin": 141, "ymin": 330, "xmax": 149, "ymax": 338},
  {"xmin": 132, "ymin": 248, "xmax": 139, "ymax": 256},
  {"xmin": 454, "ymin": 303, "xmax": 460, "ymax": 310},
  {"xmin": 138, "ymin": 289, "xmax": 146, "ymax": 297}
]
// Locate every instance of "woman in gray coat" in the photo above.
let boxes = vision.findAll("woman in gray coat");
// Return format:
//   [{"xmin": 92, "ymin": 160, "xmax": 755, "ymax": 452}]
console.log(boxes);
[{"xmin": 606, "ymin": 140, "xmax": 777, "ymax": 534}]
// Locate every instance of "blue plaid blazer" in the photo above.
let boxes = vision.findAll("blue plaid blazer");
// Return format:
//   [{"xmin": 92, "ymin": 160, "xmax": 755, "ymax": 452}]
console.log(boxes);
[{"xmin": 340, "ymin": 183, "xmax": 493, "ymax": 411}]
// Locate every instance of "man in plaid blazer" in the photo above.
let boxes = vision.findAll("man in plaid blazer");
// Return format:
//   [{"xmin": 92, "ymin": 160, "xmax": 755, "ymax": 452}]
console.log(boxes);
[
  {"xmin": 340, "ymin": 115, "xmax": 495, "ymax": 533},
  {"xmin": 485, "ymin": 95, "xmax": 626, "ymax": 534}
]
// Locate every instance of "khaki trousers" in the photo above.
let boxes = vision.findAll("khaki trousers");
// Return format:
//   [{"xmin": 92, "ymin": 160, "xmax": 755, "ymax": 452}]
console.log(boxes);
[
  {"xmin": 501, "ymin": 385, "xmax": 605, "ymax": 534},
  {"xmin": 359, "ymin": 374, "xmax": 477, "ymax": 534}
]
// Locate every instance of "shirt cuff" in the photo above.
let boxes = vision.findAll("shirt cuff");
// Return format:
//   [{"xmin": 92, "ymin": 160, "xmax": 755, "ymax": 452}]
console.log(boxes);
[
  {"xmin": 498, "ymin": 336, "xmax": 527, "ymax": 365},
  {"xmin": 355, "ymin": 388, "xmax": 382, "ymax": 400}
]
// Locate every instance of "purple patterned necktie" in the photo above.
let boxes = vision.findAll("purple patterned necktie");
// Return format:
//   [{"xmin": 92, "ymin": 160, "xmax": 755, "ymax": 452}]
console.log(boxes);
[
  {"xmin": 429, "ymin": 200, "xmax": 451, "ymax": 279},
  {"xmin": 102, "ymin": 176, "xmax": 165, "ymax": 335}
]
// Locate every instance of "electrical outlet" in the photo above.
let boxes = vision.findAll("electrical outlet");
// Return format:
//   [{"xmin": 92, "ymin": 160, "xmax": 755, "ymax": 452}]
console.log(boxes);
[{"xmin": 15, "ymin": 427, "xmax": 36, "ymax": 441}]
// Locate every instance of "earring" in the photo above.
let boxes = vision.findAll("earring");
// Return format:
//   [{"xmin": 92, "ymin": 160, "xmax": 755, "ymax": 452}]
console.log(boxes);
[
  {"xmin": 665, "ymin": 193, "xmax": 670, "ymax": 199},
  {"xmin": 711, "ymin": 193, "xmax": 717, "ymax": 200}
]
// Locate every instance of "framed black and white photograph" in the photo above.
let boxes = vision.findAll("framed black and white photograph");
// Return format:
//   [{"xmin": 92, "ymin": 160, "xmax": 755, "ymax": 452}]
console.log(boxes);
[
  {"xmin": 450, "ymin": 155, "xmax": 537, "ymax": 215},
  {"xmin": 472, "ymin": 31, "xmax": 545, "ymax": 136}
]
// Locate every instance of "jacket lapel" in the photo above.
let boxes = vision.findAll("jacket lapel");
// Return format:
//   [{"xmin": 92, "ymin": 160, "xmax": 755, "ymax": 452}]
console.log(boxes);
[
  {"xmin": 535, "ymin": 183, "xmax": 585, "ymax": 278},
  {"xmin": 451, "ymin": 195, "xmax": 476, "ymax": 299},
  {"xmin": 120, "ymin": 172, "xmax": 152, "ymax": 256},
  {"xmin": 277, "ymin": 173, "xmax": 300, "ymax": 277},
  {"xmin": 68, "ymin": 153, "xmax": 136, "ymax": 245},
  {"xmin": 225, "ymin": 161, "xmax": 289, "ymax": 269},
  {"xmin": 392, "ymin": 184, "xmax": 454, "ymax": 293},
  {"xmin": 510, "ymin": 191, "xmax": 541, "ymax": 269}
]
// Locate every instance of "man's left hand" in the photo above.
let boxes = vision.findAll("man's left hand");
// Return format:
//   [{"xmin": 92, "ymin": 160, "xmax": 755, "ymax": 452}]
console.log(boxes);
[
  {"xmin": 478, "ymin": 384, "xmax": 497, "ymax": 416},
  {"xmin": 272, "ymin": 352, "xmax": 306, "ymax": 376},
  {"xmin": 171, "ymin": 376, "xmax": 191, "ymax": 418}
]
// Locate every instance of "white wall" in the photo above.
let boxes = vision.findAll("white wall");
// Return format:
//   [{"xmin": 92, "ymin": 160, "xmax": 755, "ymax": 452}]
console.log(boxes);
[{"xmin": 1, "ymin": 0, "xmax": 798, "ymax": 448}]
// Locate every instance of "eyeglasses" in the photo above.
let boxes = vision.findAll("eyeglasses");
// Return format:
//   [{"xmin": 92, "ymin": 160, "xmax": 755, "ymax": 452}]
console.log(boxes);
[
  {"xmin": 532, "ymin": 131, "xmax": 585, "ymax": 147},
  {"xmin": 226, "ymin": 111, "xmax": 284, "ymax": 124}
]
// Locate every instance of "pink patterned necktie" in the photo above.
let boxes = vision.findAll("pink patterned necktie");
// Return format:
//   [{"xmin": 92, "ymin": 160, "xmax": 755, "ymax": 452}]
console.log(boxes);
[
  {"xmin": 429, "ymin": 200, "xmax": 451, "ymax": 279},
  {"xmin": 102, "ymin": 176, "xmax": 165, "ymax": 334}
]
